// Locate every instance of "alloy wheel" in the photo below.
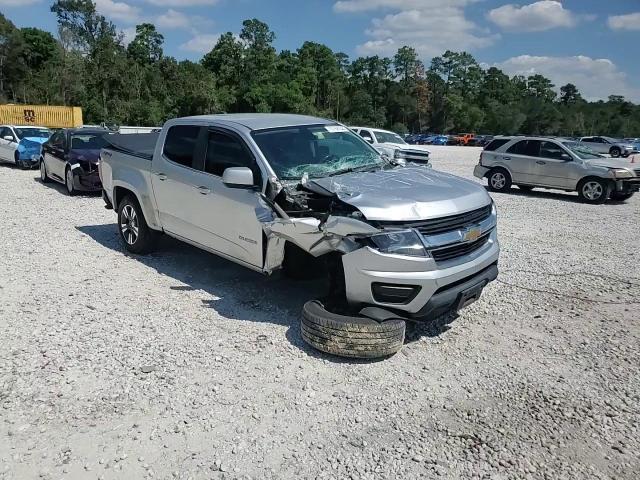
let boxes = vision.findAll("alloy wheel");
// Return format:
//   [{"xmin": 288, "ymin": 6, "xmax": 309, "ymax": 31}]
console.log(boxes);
[
  {"xmin": 66, "ymin": 169, "xmax": 75, "ymax": 194},
  {"xmin": 120, "ymin": 205, "xmax": 139, "ymax": 245},
  {"xmin": 490, "ymin": 172, "xmax": 506, "ymax": 189},
  {"xmin": 582, "ymin": 181, "xmax": 603, "ymax": 201}
]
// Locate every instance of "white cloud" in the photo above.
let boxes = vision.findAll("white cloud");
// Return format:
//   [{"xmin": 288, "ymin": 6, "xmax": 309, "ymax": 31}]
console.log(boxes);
[
  {"xmin": 334, "ymin": 0, "xmax": 497, "ymax": 58},
  {"xmin": 156, "ymin": 9, "xmax": 191, "ymax": 29},
  {"xmin": 147, "ymin": 0, "xmax": 219, "ymax": 6},
  {"xmin": 496, "ymin": 55, "xmax": 640, "ymax": 102},
  {"xmin": 487, "ymin": 1, "xmax": 581, "ymax": 32},
  {"xmin": 179, "ymin": 33, "xmax": 220, "ymax": 53},
  {"xmin": 94, "ymin": 0, "xmax": 141, "ymax": 22},
  {"xmin": 607, "ymin": 12, "xmax": 640, "ymax": 31}
]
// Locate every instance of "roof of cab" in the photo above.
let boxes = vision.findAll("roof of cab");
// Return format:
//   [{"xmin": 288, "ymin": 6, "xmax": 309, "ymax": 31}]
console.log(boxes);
[{"xmin": 181, "ymin": 113, "xmax": 337, "ymax": 131}]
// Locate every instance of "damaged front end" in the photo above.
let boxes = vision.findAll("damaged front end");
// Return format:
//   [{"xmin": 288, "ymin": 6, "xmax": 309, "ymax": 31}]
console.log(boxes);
[{"xmin": 258, "ymin": 175, "xmax": 380, "ymax": 274}]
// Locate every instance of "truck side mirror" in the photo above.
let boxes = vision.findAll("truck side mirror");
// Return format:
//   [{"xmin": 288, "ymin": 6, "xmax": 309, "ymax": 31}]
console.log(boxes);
[{"xmin": 222, "ymin": 167, "xmax": 255, "ymax": 189}]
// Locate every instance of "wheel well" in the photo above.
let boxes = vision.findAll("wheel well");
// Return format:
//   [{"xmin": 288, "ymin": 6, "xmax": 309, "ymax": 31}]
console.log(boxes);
[
  {"xmin": 577, "ymin": 176, "xmax": 611, "ymax": 190},
  {"xmin": 487, "ymin": 166, "xmax": 510, "ymax": 178},
  {"xmin": 113, "ymin": 186, "xmax": 138, "ymax": 210}
]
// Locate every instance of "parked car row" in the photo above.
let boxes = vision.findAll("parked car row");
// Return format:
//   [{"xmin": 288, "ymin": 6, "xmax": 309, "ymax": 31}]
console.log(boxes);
[{"xmin": 474, "ymin": 136, "xmax": 640, "ymax": 203}]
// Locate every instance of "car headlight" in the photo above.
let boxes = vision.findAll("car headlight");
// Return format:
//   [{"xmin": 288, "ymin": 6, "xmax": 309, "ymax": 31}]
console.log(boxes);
[
  {"xmin": 610, "ymin": 168, "xmax": 633, "ymax": 179},
  {"xmin": 368, "ymin": 229, "xmax": 428, "ymax": 257}
]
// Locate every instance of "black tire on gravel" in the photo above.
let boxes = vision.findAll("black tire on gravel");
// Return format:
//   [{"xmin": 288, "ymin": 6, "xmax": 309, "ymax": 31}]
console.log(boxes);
[
  {"xmin": 487, "ymin": 168, "xmax": 512, "ymax": 192},
  {"xmin": 39, "ymin": 159, "xmax": 50, "ymax": 183},
  {"xmin": 610, "ymin": 147, "xmax": 621, "ymax": 158},
  {"xmin": 577, "ymin": 177, "xmax": 610, "ymax": 204},
  {"xmin": 117, "ymin": 195, "xmax": 158, "ymax": 254},
  {"xmin": 301, "ymin": 300, "xmax": 406, "ymax": 359}
]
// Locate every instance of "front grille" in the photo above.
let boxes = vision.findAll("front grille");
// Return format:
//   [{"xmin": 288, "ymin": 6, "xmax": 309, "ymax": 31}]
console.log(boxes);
[
  {"xmin": 431, "ymin": 233, "xmax": 490, "ymax": 262},
  {"xmin": 399, "ymin": 149, "xmax": 429, "ymax": 159},
  {"xmin": 378, "ymin": 204, "xmax": 492, "ymax": 236}
]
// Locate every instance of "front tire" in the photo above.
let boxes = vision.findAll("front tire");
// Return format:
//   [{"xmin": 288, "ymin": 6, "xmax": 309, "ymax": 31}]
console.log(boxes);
[
  {"xmin": 578, "ymin": 178, "xmax": 610, "ymax": 204},
  {"xmin": 117, "ymin": 195, "xmax": 158, "ymax": 254},
  {"xmin": 610, "ymin": 147, "xmax": 621, "ymax": 158},
  {"xmin": 609, "ymin": 191, "xmax": 634, "ymax": 202},
  {"xmin": 14, "ymin": 152, "xmax": 25, "ymax": 169},
  {"xmin": 39, "ymin": 159, "xmax": 50, "ymax": 183},
  {"xmin": 65, "ymin": 167, "xmax": 77, "ymax": 196},
  {"xmin": 487, "ymin": 168, "xmax": 512, "ymax": 192},
  {"xmin": 301, "ymin": 300, "xmax": 406, "ymax": 359}
]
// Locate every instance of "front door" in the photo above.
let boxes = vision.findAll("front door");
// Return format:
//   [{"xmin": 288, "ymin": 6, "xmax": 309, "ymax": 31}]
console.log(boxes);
[{"xmin": 198, "ymin": 128, "xmax": 264, "ymax": 268}]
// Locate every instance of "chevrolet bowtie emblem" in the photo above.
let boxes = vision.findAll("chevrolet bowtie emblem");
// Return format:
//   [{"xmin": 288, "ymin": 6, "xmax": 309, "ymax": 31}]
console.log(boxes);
[{"xmin": 462, "ymin": 227, "xmax": 482, "ymax": 242}]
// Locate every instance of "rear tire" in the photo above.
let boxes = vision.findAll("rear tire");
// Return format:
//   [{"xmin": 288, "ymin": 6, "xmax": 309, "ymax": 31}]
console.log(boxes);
[
  {"xmin": 609, "ymin": 191, "xmax": 634, "ymax": 202},
  {"xmin": 610, "ymin": 147, "xmax": 621, "ymax": 158},
  {"xmin": 577, "ymin": 178, "xmax": 610, "ymax": 204},
  {"xmin": 301, "ymin": 300, "xmax": 406, "ymax": 359},
  {"xmin": 117, "ymin": 195, "xmax": 158, "ymax": 254},
  {"xmin": 487, "ymin": 168, "xmax": 512, "ymax": 193},
  {"xmin": 39, "ymin": 158, "xmax": 50, "ymax": 183}
]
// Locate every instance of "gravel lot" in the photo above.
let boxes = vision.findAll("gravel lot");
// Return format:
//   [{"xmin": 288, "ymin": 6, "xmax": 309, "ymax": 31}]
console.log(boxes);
[{"xmin": 1, "ymin": 146, "xmax": 639, "ymax": 480}]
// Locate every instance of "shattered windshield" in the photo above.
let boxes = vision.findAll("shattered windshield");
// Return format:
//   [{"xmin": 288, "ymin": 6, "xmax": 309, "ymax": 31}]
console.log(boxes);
[
  {"xmin": 374, "ymin": 130, "xmax": 406, "ymax": 144},
  {"xmin": 252, "ymin": 124, "xmax": 388, "ymax": 180},
  {"xmin": 562, "ymin": 142, "xmax": 602, "ymax": 159}
]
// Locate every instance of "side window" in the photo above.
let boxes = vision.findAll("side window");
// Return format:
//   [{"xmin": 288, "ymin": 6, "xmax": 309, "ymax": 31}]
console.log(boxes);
[
  {"xmin": 51, "ymin": 131, "xmax": 65, "ymax": 148},
  {"xmin": 540, "ymin": 141, "xmax": 567, "ymax": 160},
  {"xmin": 204, "ymin": 131, "xmax": 256, "ymax": 178},
  {"xmin": 359, "ymin": 130, "xmax": 373, "ymax": 142},
  {"xmin": 506, "ymin": 140, "xmax": 527, "ymax": 154},
  {"xmin": 523, "ymin": 140, "xmax": 541, "ymax": 157},
  {"xmin": 0, "ymin": 127, "xmax": 9, "ymax": 139},
  {"xmin": 163, "ymin": 125, "xmax": 200, "ymax": 168},
  {"xmin": 582, "ymin": 137, "xmax": 593, "ymax": 143},
  {"xmin": 484, "ymin": 138, "xmax": 510, "ymax": 151}
]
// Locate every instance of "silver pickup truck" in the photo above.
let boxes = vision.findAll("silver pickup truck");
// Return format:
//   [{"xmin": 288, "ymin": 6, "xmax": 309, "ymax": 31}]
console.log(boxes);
[{"xmin": 100, "ymin": 114, "xmax": 499, "ymax": 358}]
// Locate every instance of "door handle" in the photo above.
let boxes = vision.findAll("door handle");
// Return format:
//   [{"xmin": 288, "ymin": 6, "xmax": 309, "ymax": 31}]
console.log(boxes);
[
  {"xmin": 503, "ymin": 156, "xmax": 511, "ymax": 160},
  {"xmin": 155, "ymin": 173, "xmax": 167, "ymax": 181},
  {"xmin": 536, "ymin": 160, "xmax": 546, "ymax": 165},
  {"xmin": 196, "ymin": 186, "xmax": 211, "ymax": 195}
]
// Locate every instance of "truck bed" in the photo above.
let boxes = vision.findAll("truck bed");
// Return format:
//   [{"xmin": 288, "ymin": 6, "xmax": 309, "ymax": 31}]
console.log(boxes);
[{"xmin": 103, "ymin": 132, "xmax": 159, "ymax": 161}]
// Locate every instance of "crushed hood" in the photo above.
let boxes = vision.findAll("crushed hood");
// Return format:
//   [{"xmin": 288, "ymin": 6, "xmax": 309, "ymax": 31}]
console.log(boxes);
[{"xmin": 308, "ymin": 166, "xmax": 492, "ymax": 221}]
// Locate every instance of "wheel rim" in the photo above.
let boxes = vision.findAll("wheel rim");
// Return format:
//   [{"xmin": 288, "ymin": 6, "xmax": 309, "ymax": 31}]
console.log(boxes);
[
  {"xmin": 40, "ymin": 161, "xmax": 46, "ymax": 180},
  {"xmin": 611, "ymin": 149, "xmax": 620, "ymax": 158},
  {"xmin": 66, "ymin": 169, "xmax": 74, "ymax": 193},
  {"xmin": 120, "ymin": 205, "xmax": 139, "ymax": 245},
  {"xmin": 491, "ymin": 172, "xmax": 506, "ymax": 189},
  {"xmin": 583, "ymin": 181, "xmax": 603, "ymax": 200}
]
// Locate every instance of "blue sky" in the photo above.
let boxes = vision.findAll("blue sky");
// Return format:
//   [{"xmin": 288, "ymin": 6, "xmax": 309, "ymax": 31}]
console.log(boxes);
[{"xmin": 3, "ymin": 0, "xmax": 640, "ymax": 101}]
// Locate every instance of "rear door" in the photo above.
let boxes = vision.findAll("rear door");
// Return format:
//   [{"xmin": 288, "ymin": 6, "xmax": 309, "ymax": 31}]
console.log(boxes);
[
  {"xmin": 503, "ymin": 140, "xmax": 539, "ymax": 184},
  {"xmin": 150, "ymin": 124, "xmax": 207, "ymax": 240},
  {"xmin": 0, "ymin": 127, "xmax": 12, "ymax": 161}
]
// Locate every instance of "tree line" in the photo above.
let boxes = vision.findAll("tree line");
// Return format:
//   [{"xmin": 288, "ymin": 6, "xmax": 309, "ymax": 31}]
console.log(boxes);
[{"xmin": 0, "ymin": 0, "xmax": 638, "ymax": 137}]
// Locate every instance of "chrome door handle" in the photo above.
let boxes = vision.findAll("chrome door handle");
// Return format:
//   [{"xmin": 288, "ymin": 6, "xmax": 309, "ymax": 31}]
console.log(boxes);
[
  {"xmin": 155, "ymin": 173, "xmax": 167, "ymax": 181},
  {"xmin": 503, "ymin": 156, "xmax": 511, "ymax": 160},
  {"xmin": 536, "ymin": 160, "xmax": 546, "ymax": 165},
  {"xmin": 196, "ymin": 186, "xmax": 210, "ymax": 195}
]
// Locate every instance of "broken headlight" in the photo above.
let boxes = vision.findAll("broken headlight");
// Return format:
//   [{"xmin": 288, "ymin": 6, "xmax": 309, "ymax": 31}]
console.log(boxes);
[{"xmin": 368, "ymin": 229, "xmax": 428, "ymax": 257}]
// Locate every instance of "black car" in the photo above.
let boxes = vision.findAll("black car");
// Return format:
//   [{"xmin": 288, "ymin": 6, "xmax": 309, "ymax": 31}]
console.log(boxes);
[{"xmin": 39, "ymin": 128, "xmax": 112, "ymax": 195}]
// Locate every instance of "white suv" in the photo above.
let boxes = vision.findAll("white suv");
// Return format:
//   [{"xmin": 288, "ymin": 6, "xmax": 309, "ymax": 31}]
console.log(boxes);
[{"xmin": 474, "ymin": 137, "xmax": 639, "ymax": 203}]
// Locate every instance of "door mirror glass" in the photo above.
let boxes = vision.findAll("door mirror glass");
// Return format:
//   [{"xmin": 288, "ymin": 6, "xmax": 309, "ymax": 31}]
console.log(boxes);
[{"xmin": 222, "ymin": 167, "xmax": 254, "ymax": 188}]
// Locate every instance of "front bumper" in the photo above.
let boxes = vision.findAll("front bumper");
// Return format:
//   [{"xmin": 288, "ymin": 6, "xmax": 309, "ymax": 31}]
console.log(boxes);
[
  {"xmin": 616, "ymin": 178, "xmax": 640, "ymax": 192},
  {"xmin": 70, "ymin": 168, "xmax": 102, "ymax": 192},
  {"xmin": 341, "ymin": 229, "xmax": 500, "ymax": 318},
  {"xmin": 16, "ymin": 152, "xmax": 41, "ymax": 167}
]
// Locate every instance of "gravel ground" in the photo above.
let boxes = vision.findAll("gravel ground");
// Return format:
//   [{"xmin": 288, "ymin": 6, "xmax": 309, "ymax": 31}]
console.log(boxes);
[{"xmin": 1, "ymin": 146, "xmax": 639, "ymax": 480}]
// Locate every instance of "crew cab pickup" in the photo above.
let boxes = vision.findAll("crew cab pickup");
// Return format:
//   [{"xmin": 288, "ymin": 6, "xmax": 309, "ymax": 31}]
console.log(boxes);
[{"xmin": 100, "ymin": 114, "xmax": 499, "ymax": 328}]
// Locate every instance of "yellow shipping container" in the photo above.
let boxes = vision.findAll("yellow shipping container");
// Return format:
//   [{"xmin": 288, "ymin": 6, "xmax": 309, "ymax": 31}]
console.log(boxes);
[{"xmin": 0, "ymin": 104, "xmax": 83, "ymax": 128}]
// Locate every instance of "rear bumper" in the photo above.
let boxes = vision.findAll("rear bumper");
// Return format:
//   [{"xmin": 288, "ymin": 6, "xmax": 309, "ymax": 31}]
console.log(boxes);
[{"xmin": 474, "ymin": 165, "xmax": 490, "ymax": 179}]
